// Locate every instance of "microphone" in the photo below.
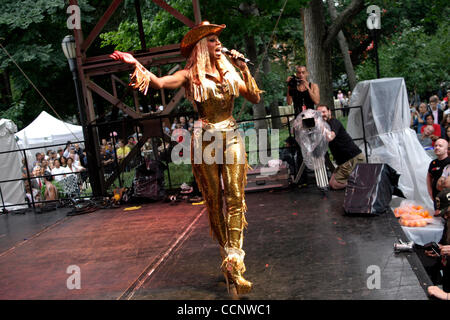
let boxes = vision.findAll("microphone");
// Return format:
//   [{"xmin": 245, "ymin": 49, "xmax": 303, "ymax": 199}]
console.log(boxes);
[{"xmin": 221, "ymin": 47, "xmax": 254, "ymax": 66}]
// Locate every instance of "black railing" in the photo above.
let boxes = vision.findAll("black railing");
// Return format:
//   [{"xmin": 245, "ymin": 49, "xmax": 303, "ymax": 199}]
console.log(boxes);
[{"xmin": 0, "ymin": 107, "xmax": 368, "ymax": 213}]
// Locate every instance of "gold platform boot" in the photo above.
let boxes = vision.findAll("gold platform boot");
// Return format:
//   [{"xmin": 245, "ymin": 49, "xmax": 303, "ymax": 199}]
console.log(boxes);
[{"xmin": 221, "ymin": 247, "xmax": 252, "ymax": 295}]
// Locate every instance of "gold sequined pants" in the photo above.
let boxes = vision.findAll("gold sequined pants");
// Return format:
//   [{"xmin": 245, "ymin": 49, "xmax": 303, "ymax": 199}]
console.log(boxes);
[{"xmin": 190, "ymin": 128, "xmax": 248, "ymax": 251}]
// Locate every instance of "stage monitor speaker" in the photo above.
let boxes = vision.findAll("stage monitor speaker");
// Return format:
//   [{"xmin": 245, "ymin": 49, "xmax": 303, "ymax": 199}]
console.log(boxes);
[{"xmin": 343, "ymin": 163, "xmax": 405, "ymax": 215}]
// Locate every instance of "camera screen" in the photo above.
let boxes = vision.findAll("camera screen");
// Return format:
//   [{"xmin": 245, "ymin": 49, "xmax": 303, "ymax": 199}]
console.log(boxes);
[{"xmin": 302, "ymin": 118, "xmax": 315, "ymax": 129}]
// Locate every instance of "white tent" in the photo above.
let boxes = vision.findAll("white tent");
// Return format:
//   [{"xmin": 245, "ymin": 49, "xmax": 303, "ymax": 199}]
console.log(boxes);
[
  {"xmin": 15, "ymin": 111, "xmax": 84, "ymax": 155},
  {"xmin": 0, "ymin": 119, "xmax": 26, "ymax": 211},
  {"xmin": 347, "ymin": 77, "xmax": 433, "ymax": 208}
]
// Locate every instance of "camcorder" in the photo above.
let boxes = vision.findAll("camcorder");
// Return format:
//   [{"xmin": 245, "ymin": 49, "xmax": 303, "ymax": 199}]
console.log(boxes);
[{"xmin": 288, "ymin": 75, "xmax": 301, "ymax": 89}]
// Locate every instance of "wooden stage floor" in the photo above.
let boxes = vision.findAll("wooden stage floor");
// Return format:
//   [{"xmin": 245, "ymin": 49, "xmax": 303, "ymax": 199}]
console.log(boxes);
[{"xmin": 0, "ymin": 187, "xmax": 431, "ymax": 300}]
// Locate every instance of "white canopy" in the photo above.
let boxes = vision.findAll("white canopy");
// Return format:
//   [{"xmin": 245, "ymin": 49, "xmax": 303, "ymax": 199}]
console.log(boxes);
[
  {"xmin": 0, "ymin": 119, "xmax": 26, "ymax": 211},
  {"xmin": 15, "ymin": 111, "xmax": 84, "ymax": 154},
  {"xmin": 347, "ymin": 77, "xmax": 433, "ymax": 208}
]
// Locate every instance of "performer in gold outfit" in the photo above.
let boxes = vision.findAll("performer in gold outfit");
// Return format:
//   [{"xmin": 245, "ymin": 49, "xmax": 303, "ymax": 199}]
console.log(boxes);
[{"xmin": 110, "ymin": 21, "xmax": 261, "ymax": 295}]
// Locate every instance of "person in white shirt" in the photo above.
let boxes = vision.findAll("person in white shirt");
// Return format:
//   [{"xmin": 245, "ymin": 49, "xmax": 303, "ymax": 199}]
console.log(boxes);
[
  {"xmin": 66, "ymin": 157, "xmax": 85, "ymax": 177},
  {"xmin": 51, "ymin": 159, "xmax": 70, "ymax": 182},
  {"xmin": 430, "ymin": 95, "xmax": 443, "ymax": 124}
]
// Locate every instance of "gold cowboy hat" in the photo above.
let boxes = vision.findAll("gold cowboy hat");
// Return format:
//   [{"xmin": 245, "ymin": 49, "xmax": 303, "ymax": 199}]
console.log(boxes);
[{"xmin": 180, "ymin": 21, "xmax": 226, "ymax": 58}]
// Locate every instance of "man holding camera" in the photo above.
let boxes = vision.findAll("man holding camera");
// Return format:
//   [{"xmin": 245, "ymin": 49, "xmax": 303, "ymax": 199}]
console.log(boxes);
[{"xmin": 286, "ymin": 66, "xmax": 320, "ymax": 116}]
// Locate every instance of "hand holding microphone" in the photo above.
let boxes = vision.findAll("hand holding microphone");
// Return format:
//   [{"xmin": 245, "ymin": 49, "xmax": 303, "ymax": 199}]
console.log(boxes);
[{"xmin": 221, "ymin": 47, "xmax": 254, "ymax": 67}]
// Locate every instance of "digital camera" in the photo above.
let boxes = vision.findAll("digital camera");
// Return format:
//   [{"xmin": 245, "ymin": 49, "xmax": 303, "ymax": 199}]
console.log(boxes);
[{"xmin": 288, "ymin": 75, "xmax": 301, "ymax": 89}]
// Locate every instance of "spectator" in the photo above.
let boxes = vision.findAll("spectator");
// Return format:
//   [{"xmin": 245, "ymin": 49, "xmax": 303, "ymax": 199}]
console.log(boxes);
[
  {"xmin": 40, "ymin": 159, "xmax": 51, "ymax": 174},
  {"xmin": 127, "ymin": 136, "xmax": 136, "ymax": 149},
  {"xmin": 337, "ymin": 90, "xmax": 347, "ymax": 115},
  {"xmin": 100, "ymin": 146, "xmax": 114, "ymax": 177},
  {"xmin": 43, "ymin": 171, "xmax": 58, "ymax": 201},
  {"xmin": 50, "ymin": 150, "xmax": 58, "ymax": 161},
  {"xmin": 444, "ymin": 126, "xmax": 450, "ymax": 143},
  {"xmin": 32, "ymin": 152, "xmax": 43, "ymax": 169},
  {"xmin": 45, "ymin": 150, "xmax": 52, "ymax": 161},
  {"xmin": 63, "ymin": 141, "xmax": 72, "ymax": 158},
  {"xmin": 106, "ymin": 141, "xmax": 114, "ymax": 155},
  {"xmin": 429, "ymin": 95, "xmax": 444, "ymax": 124},
  {"xmin": 51, "ymin": 159, "xmax": 69, "ymax": 182},
  {"xmin": 444, "ymin": 90, "xmax": 450, "ymax": 111},
  {"xmin": 141, "ymin": 138, "xmax": 153, "ymax": 159},
  {"xmin": 66, "ymin": 157, "xmax": 84, "ymax": 177},
  {"xmin": 426, "ymin": 188, "xmax": 450, "ymax": 297},
  {"xmin": 441, "ymin": 114, "xmax": 450, "ymax": 139},
  {"xmin": 67, "ymin": 148, "xmax": 80, "ymax": 164},
  {"xmin": 171, "ymin": 118, "xmax": 179, "ymax": 131},
  {"xmin": 417, "ymin": 125, "xmax": 435, "ymax": 148},
  {"xmin": 31, "ymin": 165, "xmax": 43, "ymax": 191},
  {"xmin": 24, "ymin": 179, "xmax": 40, "ymax": 207},
  {"xmin": 21, "ymin": 158, "xmax": 30, "ymax": 177},
  {"xmin": 421, "ymin": 113, "xmax": 442, "ymax": 140},
  {"xmin": 437, "ymin": 165, "xmax": 450, "ymax": 192},
  {"xmin": 179, "ymin": 116, "xmax": 189, "ymax": 130},
  {"xmin": 57, "ymin": 148, "xmax": 64, "ymax": 159},
  {"xmin": 74, "ymin": 143, "xmax": 83, "ymax": 158},
  {"xmin": 59, "ymin": 156, "xmax": 68, "ymax": 167},
  {"xmin": 412, "ymin": 103, "xmax": 429, "ymax": 133},
  {"xmin": 317, "ymin": 105, "xmax": 365, "ymax": 189},
  {"xmin": 427, "ymin": 139, "xmax": 450, "ymax": 216},
  {"xmin": 116, "ymin": 139, "xmax": 131, "ymax": 161},
  {"xmin": 188, "ymin": 118, "xmax": 194, "ymax": 132},
  {"xmin": 342, "ymin": 93, "xmax": 350, "ymax": 116},
  {"xmin": 80, "ymin": 151, "xmax": 88, "ymax": 167}
]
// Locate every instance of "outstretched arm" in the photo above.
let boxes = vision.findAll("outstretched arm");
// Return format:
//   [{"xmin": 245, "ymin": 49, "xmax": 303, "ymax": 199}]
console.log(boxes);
[{"xmin": 109, "ymin": 51, "xmax": 188, "ymax": 93}]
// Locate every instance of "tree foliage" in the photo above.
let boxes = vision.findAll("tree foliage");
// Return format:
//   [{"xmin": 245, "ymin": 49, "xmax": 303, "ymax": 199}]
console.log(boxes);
[
  {"xmin": 0, "ymin": 0, "xmax": 97, "ymax": 128},
  {"xmin": 356, "ymin": 19, "xmax": 449, "ymax": 96},
  {"xmin": 0, "ymin": 1, "xmax": 448, "ymax": 129}
]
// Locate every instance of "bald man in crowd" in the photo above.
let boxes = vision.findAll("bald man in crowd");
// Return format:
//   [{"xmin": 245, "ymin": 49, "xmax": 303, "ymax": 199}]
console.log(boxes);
[{"xmin": 427, "ymin": 139, "xmax": 450, "ymax": 216}]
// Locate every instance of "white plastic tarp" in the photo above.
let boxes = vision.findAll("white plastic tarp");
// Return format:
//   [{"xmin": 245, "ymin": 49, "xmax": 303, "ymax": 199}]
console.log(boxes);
[
  {"xmin": 347, "ymin": 77, "xmax": 433, "ymax": 208},
  {"xmin": 15, "ymin": 111, "xmax": 84, "ymax": 156},
  {"xmin": 0, "ymin": 119, "xmax": 26, "ymax": 211}
]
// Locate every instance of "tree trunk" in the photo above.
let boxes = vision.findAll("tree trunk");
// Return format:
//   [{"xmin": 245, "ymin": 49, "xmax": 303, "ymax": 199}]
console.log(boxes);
[
  {"xmin": 328, "ymin": 1, "xmax": 357, "ymax": 90},
  {"xmin": 302, "ymin": 0, "xmax": 364, "ymax": 108},
  {"xmin": 0, "ymin": 69, "xmax": 13, "ymax": 107},
  {"xmin": 302, "ymin": 0, "xmax": 334, "ymax": 109}
]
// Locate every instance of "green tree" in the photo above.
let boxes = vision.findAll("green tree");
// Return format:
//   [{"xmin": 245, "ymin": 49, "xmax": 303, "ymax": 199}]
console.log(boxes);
[
  {"xmin": 0, "ymin": 0, "xmax": 98, "ymax": 129},
  {"xmin": 356, "ymin": 19, "xmax": 449, "ymax": 97}
]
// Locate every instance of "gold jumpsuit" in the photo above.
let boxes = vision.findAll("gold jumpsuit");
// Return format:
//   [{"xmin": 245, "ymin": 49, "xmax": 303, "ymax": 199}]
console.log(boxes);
[
  {"xmin": 191, "ymin": 72, "xmax": 248, "ymax": 254},
  {"xmin": 130, "ymin": 62, "xmax": 261, "ymax": 293}
]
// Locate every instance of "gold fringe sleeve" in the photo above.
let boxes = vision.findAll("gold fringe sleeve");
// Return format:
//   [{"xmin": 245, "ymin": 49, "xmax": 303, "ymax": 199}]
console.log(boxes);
[
  {"xmin": 129, "ymin": 62, "xmax": 152, "ymax": 95},
  {"xmin": 240, "ymin": 67, "xmax": 264, "ymax": 96}
]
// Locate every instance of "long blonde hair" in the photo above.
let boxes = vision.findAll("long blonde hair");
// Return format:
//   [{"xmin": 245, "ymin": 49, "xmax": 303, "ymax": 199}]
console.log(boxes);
[{"xmin": 184, "ymin": 37, "xmax": 241, "ymax": 102}]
